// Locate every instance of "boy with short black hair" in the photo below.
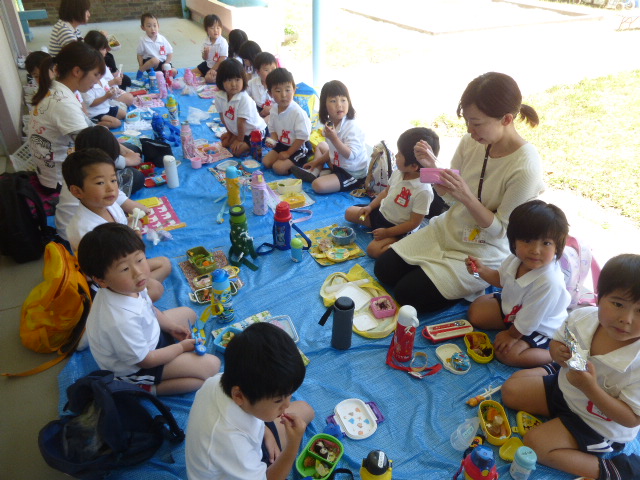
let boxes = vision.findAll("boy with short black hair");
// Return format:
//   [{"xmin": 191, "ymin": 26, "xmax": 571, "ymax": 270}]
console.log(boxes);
[
  {"xmin": 502, "ymin": 254, "xmax": 640, "ymax": 480},
  {"xmin": 136, "ymin": 13, "xmax": 175, "ymax": 79},
  {"xmin": 261, "ymin": 68, "xmax": 312, "ymax": 176},
  {"xmin": 247, "ymin": 51, "xmax": 277, "ymax": 119},
  {"xmin": 186, "ymin": 322, "xmax": 315, "ymax": 480},
  {"xmin": 78, "ymin": 223, "xmax": 220, "ymax": 395}
]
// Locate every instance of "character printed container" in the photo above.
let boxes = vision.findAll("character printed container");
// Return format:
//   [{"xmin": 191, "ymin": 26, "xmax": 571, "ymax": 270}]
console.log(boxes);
[
  {"xmin": 296, "ymin": 434, "xmax": 344, "ymax": 480},
  {"xmin": 478, "ymin": 400, "xmax": 512, "ymax": 446}
]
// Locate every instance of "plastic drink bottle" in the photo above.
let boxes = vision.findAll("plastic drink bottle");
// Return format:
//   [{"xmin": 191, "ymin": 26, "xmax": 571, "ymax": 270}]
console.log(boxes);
[
  {"xmin": 331, "ymin": 297, "xmax": 354, "ymax": 350},
  {"xmin": 392, "ymin": 305, "xmax": 419, "ymax": 362},
  {"xmin": 273, "ymin": 201, "xmax": 293, "ymax": 250},
  {"xmin": 291, "ymin": 237, "xmax": 303, "ymax": 262},
  {"xmin": 210, "ymin": 269, "xmax": 235, "ymax": 323},
  {"xmin": 180, "ymin": 122, "xmax": 196, "ymax": 160},
  {"xmin": 163, "ymin": 155, "xmax": 179, "ymax": 188},
  {"xmin": 166, "ymin": 95, "xmax": 179, "ymax": 126},
  {"xmin": 510, "ymin": 446, "xmax": 537, "ymax": 480},
  {"xmin": 156, "ymin": 71, "xmax": 167, "ymax": 99},
  {"xmin": 225, "ymin": 166, "xmax": 242, "ymax": 207},
  {"xmin": 148, "ymin": 71, "xmax": 156, "ymax": 92},
  {"xmin": 460, "ymin": 445, "xmax": 498, "ymax": 480},
  {"xmin": 360, "ymin": 450, "xmax": 393, "ymax": 480},
  {"xmin": 250, "ymin": 129, "xmax": 263, "ymax": 162},
  {"xmin": 184, "ymin": 68, "xmax": 194, "ymax": 86},
  {"xmin": 250, "ymin": 171, "xmax": 268, "ymax": 215}
]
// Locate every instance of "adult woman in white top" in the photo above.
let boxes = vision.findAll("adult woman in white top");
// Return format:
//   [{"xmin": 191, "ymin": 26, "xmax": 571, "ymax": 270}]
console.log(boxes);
[{"xmin": 374, "ymin": 72, "xmax": 545, "ymax": 314}]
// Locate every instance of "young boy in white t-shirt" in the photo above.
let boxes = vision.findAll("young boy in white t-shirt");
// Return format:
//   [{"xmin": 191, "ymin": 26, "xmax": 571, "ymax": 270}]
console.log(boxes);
[
  {"xmin": 136, "ymin": 13, "xmax": 176, "ymax": 79},
  {"xmin": 345, "ymin": 127, "xmax": 435, "ymax": 258},
  {"xmin": 82, "ymin": 77, "xmax": 125, "ymax": 129},
  {"xmin": 261, "ymin": 68, "xmax": 312, "ymax": 176},
  {"xmin": 246, "ymin": 52, "xmax": 277, "ymax": 121},
  {"xmin": 77, "ymin": 223, "xmax": 220, "ymax": 395}
]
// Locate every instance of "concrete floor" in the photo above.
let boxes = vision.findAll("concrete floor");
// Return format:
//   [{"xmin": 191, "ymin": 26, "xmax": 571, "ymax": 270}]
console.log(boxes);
[{"xmin": 2, "ymin": 4, "xmax": 640, "ymax": 479}]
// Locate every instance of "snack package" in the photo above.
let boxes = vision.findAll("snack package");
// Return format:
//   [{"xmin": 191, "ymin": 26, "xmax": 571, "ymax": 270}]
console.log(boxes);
[{"xmin": 564, "ymin": 323, "xmax": 589, "ymax": 371}]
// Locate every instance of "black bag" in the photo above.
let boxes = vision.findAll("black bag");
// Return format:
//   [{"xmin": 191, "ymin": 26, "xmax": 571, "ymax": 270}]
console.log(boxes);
[
  {"xmin": 38, "ymin": 370, "xmax": 184, "ymax": 480},
  {"xmin": 140, "ymin": 138, "xmax": 173, "ymax": 167},
  {"xmin": 0, "ymin": 171, "xmax": 56, "ymax": 263}
]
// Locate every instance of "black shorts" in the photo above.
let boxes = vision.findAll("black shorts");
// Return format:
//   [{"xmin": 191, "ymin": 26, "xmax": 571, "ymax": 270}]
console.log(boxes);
[
  {"xmin": 543, "ymin": 373, "xmax": 625, "ymax": 455},
  {"xmin": 143, "ymin": 58, "xmax": 168, "ymax": 72},
  {"xmin": 330, "ymin": 165, "xmax": 365, "ymax": 192},
  {"xmin": 493, "ymin": 292, "xmax": 551, "ymax": 349},
  {"xmin": 196, "ymin": 61, "xmax": 210, "ymax": 76},
  {"xmin": 116, "ymin": 330, "xmax": 173, "ymax": 386},
  {"xmin": 260, "ymin": 421, "xmax": 282, "ymax": 466},
  {"xmin": 92, "ymin": 105, "xmax": 120, "ymax": 122},
  {"xmin": 273, "ymin": 141, "xmax": 313, "ymax": 167}
]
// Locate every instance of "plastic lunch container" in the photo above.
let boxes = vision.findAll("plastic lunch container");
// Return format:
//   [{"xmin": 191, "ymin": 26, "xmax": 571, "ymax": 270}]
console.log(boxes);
[
  {"xmin": 266, "ymin": 315, "xmax": 299, "ymax": 343},
  {"xmin": 478, "ymin": 399, "xmax": 512, "ymax": 445},
  {"xmin": 464, "ymin": 331, "xmax": 495, "ymax": 363},
  {"xmin": 296, "ymin": 434, "xmax": 344, "ymax": 480},
  {"xmin": 187, "ymin": 246, "xmax": 217, "ymax": 275},
  {"xmin": 213, "ymin": 326, "xmax": 242, "ymax": 353}
]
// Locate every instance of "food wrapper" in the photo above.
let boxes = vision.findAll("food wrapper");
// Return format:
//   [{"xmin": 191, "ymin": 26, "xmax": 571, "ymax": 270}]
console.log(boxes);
[{"xmin": 564, "ymin": 324, "xmax": 589, "ymax": 371}]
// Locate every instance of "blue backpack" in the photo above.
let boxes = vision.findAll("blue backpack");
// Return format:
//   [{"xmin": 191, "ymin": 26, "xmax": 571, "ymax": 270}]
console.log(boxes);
[{"xmin": 38, "ymin": 370, "xmax": 184, "ymax": 479}]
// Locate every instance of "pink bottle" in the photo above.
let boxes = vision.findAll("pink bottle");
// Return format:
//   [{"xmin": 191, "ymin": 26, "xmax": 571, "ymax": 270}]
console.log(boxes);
[
  {"xmin": 180, "ymin": 122, "xmax": 196, "ymax": 160},
  {"xmin": 155, "ymin": 71, "xmax": 167, "ymax": 99},
  {"xmin": 184, "ymin": 68, "xmax": 194, "ymax": 86}
]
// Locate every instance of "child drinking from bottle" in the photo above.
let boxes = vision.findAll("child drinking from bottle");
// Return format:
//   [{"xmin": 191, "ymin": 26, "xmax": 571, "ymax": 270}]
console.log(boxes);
[{"xmin": 465, "ymin": 200, "xmax": 571, "ymax": 368}]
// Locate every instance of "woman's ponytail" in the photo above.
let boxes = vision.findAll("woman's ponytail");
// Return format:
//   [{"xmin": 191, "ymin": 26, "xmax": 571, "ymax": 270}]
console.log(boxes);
[
  {"xmin": 519, "ymin": 104, "xmax": 539, "ymax": 128},
  {"xmin": 32, "ymin": 56, "xmax": 55, "ymax": 106}
]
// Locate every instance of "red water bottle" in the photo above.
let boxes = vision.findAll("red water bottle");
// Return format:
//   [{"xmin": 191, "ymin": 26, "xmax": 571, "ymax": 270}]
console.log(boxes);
[
  {"xmin": 250, "ymin": 129, "xmax": 263, "ymax": 162},
  {"xmin": 273, "ymin": 201, "xmax": 292, "ymax": 250},
  {"xmin": 392, "ymin": 305, "xmax": 419, "ymax": 362}
]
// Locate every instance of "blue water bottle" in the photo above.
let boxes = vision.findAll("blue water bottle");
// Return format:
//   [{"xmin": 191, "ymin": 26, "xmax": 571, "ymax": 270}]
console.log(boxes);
[
  {"xmin": 273, "ymin": 201, "xmax": 292, "ymax": 250},
  {"xmin": 210, "ymin": 269, "xmax": 235, "ymax": 323}
]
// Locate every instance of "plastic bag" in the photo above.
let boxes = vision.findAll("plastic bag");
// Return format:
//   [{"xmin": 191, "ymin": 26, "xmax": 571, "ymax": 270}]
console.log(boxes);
[{"xmin": 187, "ymin": 107, "xmax": 210, "ymax": 125}]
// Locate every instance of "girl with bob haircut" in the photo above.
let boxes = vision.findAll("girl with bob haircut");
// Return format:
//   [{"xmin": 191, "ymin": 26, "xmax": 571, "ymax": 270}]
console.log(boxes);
[
  {"xmin": 49, "ymin": 0, "xmax": 91, "ymax": 56},
  {"xmin": 293, "ymin": 80, "xmax": 368, "ymax": 194},
  {"xmin": 374, "ymin": 72, "xmax": 545, "ymax": 314},
  {"xmin": 214, "ymin": 59, "xmax": 266, "ymax": 156},
  {"xmin": 28, "ymin": 41, "xmax": 104, "ymax": 192},
  {"xmin": 238, "ymin": 40, "xmax": 262, "ymax": 79},
  {"xmin": 228, "ymin": 29, "xmax": 248, "ymax": 63}
]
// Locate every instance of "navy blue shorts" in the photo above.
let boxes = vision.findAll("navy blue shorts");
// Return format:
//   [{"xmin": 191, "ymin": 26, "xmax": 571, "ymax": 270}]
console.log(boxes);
[
  {"xmin": 543, "ymin": 373, "xmax": 625, "ymax": 455},
  {"xmin": 493, "ymin": 292, "xmax": 551, "ymax": 349},
  {"xmin": 92, "ymin": 105, "xmax": 120, "ymax": 122},
  {"xmin": 143, "ymin": 58, "xmax": 168, "ymax": 72},
  {"xmin": 354, "ymin": 204, "xmax": 401, "ymax": 232},
  {"xmin": 330, "ymin": 165, "xmax": 365, "ymax": 192},
  {"xmin": 117, "ymin": 330, "xmax": 173, "ymax": 386},
  {"xmin": 260, "ymin": 421, "xmax": 282, "ymax": 465},
  {"xmin": 273, "ymin": 141, "xmax": 313, "ymax": 167},
  {"xmin": 196, "ymin": 61, "xmax": 210, "ymax": 76}
]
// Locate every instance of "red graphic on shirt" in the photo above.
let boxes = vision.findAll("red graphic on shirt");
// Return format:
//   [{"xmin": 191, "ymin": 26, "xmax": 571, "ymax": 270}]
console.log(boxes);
[
  {"xmin": 225, "ymin": 106, "xmax": 235, "ymax": 121},
  {"xmin": 333, "ymin": 151, "xmax": 340, "ymax": 166},
  {"xmin": 213, "ymin": 52, "xmax": 219, "ymax": 62},
  {"xmin": 264, "ymin": 99, "xmax": 272, "ymax": 107},
  {"xmin": 159, "ymin": 45, "xmax": 166, "ymax": 56},
  {"xmin": 394, "ymin": 187, "xmax": 412, "ymax": 208},
  {"xmin": 504, "ymin": 305, "xmax": 522, "ymax": 325},
  {"xmin": 279, "ymin": 130, "xmax": 291, "ymax": 145},
  {"xmin": 587, "ymin": 401, "xmax": 612, "ymax": 421}
]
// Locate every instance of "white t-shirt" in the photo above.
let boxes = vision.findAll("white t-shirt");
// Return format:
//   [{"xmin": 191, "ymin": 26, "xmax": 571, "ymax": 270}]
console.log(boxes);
[
  {"xmin": 203, "ymin": 36, "xmax": 229, "ymax": 68},
  {"xmin": 379, "ymin": 169, "xmax": 433, "ymax": 226},
  {"xmin": 86, "ymin": 288, "xmax": 161, "ymax": 376},
  {"xmin": 186, "ymin": 374, "xmax": 267, "ymax": 480},
  {"xmin": 66, "ymin": 202, "xmax": 127, "ymax": 253},
  {"xmin": 327, "ymin": 117, "xmax": 368, "ymax": 178},
  {"xmin": 136, "ymin": 33, "xmax": 173, "ymax": 62},
  {"xmin": 28, "ymin": 81, "xmax": 92, "ymax": 188},
  {"xmin": 498, "ymin": 255, "xmax": 570, "ymax": 337},
  {"xmin": 246, "ymin": 77, "xmax": 273, "ymax": 109},
  {"xmin": 82, "ymin": 79, "xmax": 111, "ymax": 118},
  {"xmin": 267, "ymin": 101, "xmax": 311, "ymax": 146},
  {"xmin": 214, "ymin": 90, "xmax": 266, "ymax": 137},
  {"xmin": 553, "ymin": 307, "xmax": 640, "ymax": 443}
]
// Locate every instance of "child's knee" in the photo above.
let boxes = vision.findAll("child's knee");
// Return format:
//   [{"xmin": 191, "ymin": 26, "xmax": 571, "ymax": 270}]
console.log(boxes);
[
  {"xmin": 273, "ymin": 161, "xmax": 290, "ymax": 176},
  {"xmin": 204, "ymin": 353, "xmax": 221, "ymax": 377},
  {"xmin": 501, "ymin": 377, "xmax": 521, "ymax": 407},
  {"xmin": 116, "ymin": 108, "xmax": 126, "ymax": 120}
]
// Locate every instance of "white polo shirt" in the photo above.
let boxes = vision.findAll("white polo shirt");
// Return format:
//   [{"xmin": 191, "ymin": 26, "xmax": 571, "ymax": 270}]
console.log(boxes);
[
  {"xmin": 214, "ymin": 90, "xmax": 266, "ymax": 137},
  {"xmin": 136, "ymin": 33, "xmax": 173, "ymax": 62},
  {"xmin": 267, "ymin": 101, "xmax": 311, "ymax": 146},
  {"xmin": 379, "ymin": 169, "xmax": 433, "ymax": 226},
  {"xmin": 67, "ymin": 202, "xmax": 127, "ymax": 253}
]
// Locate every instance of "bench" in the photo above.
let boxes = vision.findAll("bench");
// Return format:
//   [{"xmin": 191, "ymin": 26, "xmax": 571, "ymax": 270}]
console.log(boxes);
[{"xmin": 18, "ymin": 9, "xmax": 48, "ymax": 42}]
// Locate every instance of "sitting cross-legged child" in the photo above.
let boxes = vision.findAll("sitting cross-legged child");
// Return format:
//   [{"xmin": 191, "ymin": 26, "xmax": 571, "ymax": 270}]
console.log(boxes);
[
  {"xmin": 77, "ymin": 223, "xmax": 220, "ymax": 395},
  {"xmin": 186, "ymin": 322, "xmax": 315, "ymax": 479}
]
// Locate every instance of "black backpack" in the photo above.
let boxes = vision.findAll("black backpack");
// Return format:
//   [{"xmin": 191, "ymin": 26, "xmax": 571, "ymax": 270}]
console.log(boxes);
[
  {"xmin": 0, "ymin": 171, "xmax": 55, "ymax": 263},
  {"xmin": 38, "ymin": 370, "xmax": 185, "ymax": 480}
]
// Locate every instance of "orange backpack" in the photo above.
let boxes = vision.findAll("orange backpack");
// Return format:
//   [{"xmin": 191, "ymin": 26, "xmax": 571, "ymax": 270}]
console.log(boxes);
[{"xmin": 3, "ymin": 242, "xmax": 92, "ymax": 377}]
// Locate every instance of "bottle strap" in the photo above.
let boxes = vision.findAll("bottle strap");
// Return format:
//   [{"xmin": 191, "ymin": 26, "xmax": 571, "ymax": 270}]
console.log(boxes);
[
  {"xmin": 318, "ymin": 305, "xmax": 334, "ymax": 326},
  {"xmin": 291, "ymin": 222, "xmax": 312, "ymax": 250},
  {"xmin": 385, "ymin": 336, "xmax": 442, "ymax": 378}
]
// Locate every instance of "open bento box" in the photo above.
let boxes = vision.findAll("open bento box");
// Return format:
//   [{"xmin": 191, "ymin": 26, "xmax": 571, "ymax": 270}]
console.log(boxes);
[
  {"xmin": 295, "ymin": 434, "xmax": 344, "ymax": 480},
  {"xmin": 187, "ymin": 246, "xmax": 217, "ymax": 275},
  {"xmin": 213, "ymin": 326, "xmax": 242, "ymax": 353}
]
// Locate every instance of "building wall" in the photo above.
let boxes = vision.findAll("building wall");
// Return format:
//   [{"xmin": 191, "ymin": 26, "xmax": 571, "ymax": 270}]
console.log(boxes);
[
  {"xmin": 0, "ymin": 13, "xmax": 26, "ymax": 154},
  {"xmin": 21, "ymin": 0, "xmax": 184, "ymax": 25}
]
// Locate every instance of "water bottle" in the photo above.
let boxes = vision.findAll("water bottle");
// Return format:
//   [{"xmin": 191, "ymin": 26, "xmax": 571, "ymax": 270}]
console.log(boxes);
[
  {"xmin": 156, "ymin": 71, "xmax": 167, "ymax": 99},
  {"xmin": 210, "ymin": 269, "xmax": 235, "ymax": 323},
  {"xmin": 180, "ymin": 121, "xmax": 196, "ymax": 160},
  {"xmin": 273, "ymin": 201, "xmax": 293, "ymax": 250},
  {"xmin": 331, "ymin": 297, "xmax": 354, "ymax": 350},
  {"xmin": 184, "ymin": 68, "xmax": 194, "ymax": 86},
  {"xmin": 291, "ymin": 237, "xmax": 303, "ymax": 262},
  {"xmin": 251, "ymin": 171, "xmax": 268, "ymax": 215},
  {"xmin": 460, "ymin": 445, "xmax": 498, "ymax": 480},
  {"xmin": 163, "ymin": 155, "xmax": 179, "ymax": 188},
  {"xmin": 166, "ymin": 94, "xmax": 179, "ymax": 126},
  {"xmin": 148, "ymin": 71, "xmax": 157, "ymax": 92},
  {"xmin": 392, "ymin": 305, "xmax": 419, "ymax": 362},
  {"xmin": 225, "ymin": 166, "xmax": 242, "ymax": 207},
  {"xmin": 360, "ymin": 450, "xmax": 393, "ymax": 480},
  {"xmin": 250, "ymin": 129, "xmax": 263, "ymax": 162},
  {"xmin": 164, "ymin": 69, "xmax": 173, "ymax": 89},
  {"xmin": 510, "ymin": 447, "xmax": 537, "ymax": 480}
]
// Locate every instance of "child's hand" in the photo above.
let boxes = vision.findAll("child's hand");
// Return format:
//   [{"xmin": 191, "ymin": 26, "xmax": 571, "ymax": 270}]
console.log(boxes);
[
  {"xmin": 414, "ymin": 140, "xmax": 438, "ymax": 168},
  {"xmin": 358, "ymin": 205, "xmax": 372, "ymax": 222},
  {"xmin": 277, "ymin": 150, "xmax": 291, "ymax": 161},
  {"xmin": 550, "ymin": 340, "xmax": 571, "ymax": 366},
  {"xmin": 203, "ymin": 46, "xmax": 211, "ymax": 60},
  {"xmin": 179, "ymin": 338, "xmax": 196, "ymax": 352},
  {"xmin": 465, "ymin": 255, "xmax": 483, "ymax": 276},
  {"xmin": 230, "ymin": 139, "xmax": 245, "ymax": 155},
  {"xmin": 220, "ymin": 131, "xmax": 232, "ymax": 147},
  {"xmin": 566, "ymin": 361, "xmax": 598, "ymax": 393},
  {"xmin": 279, "ymin": 412, "xmax": 306, "ymax": 446},
  {"xmin": 261, "ymin": 104, "xmax": 272, "ymax": 116},
  {"xmin": 323, "ymin": 123, "xmax": 337, "ymax": 142},
  {"xmin": 110, "ymin": 76, "xmax": 123, "ymax": 87},
  {"xmin": 494, "ymin": 330, "xmax": 518, "ymax": 355},
  {"xmin": 372, "ymin": 228, "xmax": 389, "ymax": 240}
]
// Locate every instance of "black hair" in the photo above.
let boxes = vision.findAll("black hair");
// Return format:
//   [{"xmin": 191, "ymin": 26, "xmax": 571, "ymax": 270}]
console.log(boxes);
[
  {"xmin": 58, "ymin": 0, "xmax": 90, "ymax": 23},
  {"xmin": 253, "ymin": 51, "xmax": 277, "ymax": 71},
  {"xmin": 62, "ymin": 147, "xmax": 116, "ymax": 189},
  {"xmin": 318, "ymin": 80, "xmax": 356, "ymax": 124},
  {"xmin": 32, "ymin": 41, "xmax": 105, "ymax": 105},
  {"xmin": 221, "ymin": 322, "xmax": 305, "ymax": 404},
  {"xmin": 238, "ymin": 40, "xmax": 262, "ymax": 66},
  {"xmin": 266, "ymin": 67, "xmax": 295, "ymax": 92},
  {"xmin": 83, "ymin": 30, "xmax": 109, "ymax": 51},
  {"xmin": 203, "ymin": 14, "xmax": 222, "ymax": 31},
  {"xmin": 397, "ymin": 127, "xmax": 440, "ymax": 168},
  {"xmin": 215, "ymin": 58, "xmax": 247, "ymax": 91},
  {"xmin": 140, "ymin": 13, "xmax": 157, "ymax": 27},
  {"xmin": 25, "ymin": 51, "xmax": 51, "ymax": 75},
  {"xmin": 598, "ymin": 254, "xmax": 640, "ymax": 303},
  {"xmin": 506, "ymin": 200, "xmax": 569, "ymax": 260},
  {"xmin": 78, "ymin": 223, "xmax": 146, "ymax": 281},
  {"xmin": 228, "ymin": 29, "xmax": 248, "ymax": 59},
  {"xmin": 457, "ymin": 72, "xmax": 539, "ymax": 128},
  {"xmin": 75, "ymin": 126, "xmax": 120, "ymax": 161}
]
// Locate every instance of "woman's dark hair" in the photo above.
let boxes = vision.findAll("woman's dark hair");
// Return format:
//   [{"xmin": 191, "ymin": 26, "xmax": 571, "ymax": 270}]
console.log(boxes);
[
  {"xmin": 397, "ymin": 127, "xmax": 440, "ymax": 168},
  {"xmin": 266, "ymin": 68, "xmax": 295, "ymax": 92},
  {"xmin": 456, "ymin": 72, "xmax": 539, "ymax": 128},
  {"xmin": 58, "ymin": 0, "xmax": 90, "ymax": 23},
  {"xmin": 75, "ymin": 126, "xmax": 120, "ymax": 160},
  {"xmin": 238, "ymin": 40, "xmax": 262, "ymax": 66},
  {"xmin": 78, "ymin": 223, "xmax": 146, "ymax": 281},
  {"xmin": 318, "ymin": 80, "xmax": 356, "ymax": 124},
  {"xmin": 598, "ymin": 254, "xmax": 640, "ymax": 303},
  {"xmin": 228, "ymin": 29, "xmax": 248, "ymax": 59},
  {"xmin": 506, "ymin": 200, "xmax": 569, "ymax": 260},
  {"xmin": 221, "ymin": 322, "xmax": 305, "ymax": 404},
  {"xmin": 83, "ymin": 30, "xmax": 109, "ymax": 51},
  {"xmin": 33, "ymin": 41, "xmax": 105, "ymax": 105},
  {"xmin": 253, "ymin": 51, "xmax": 277, "ymax": 71},
  {"xmin": 215, "ymin": 58, "xmax": 247, "ymax": 91}
]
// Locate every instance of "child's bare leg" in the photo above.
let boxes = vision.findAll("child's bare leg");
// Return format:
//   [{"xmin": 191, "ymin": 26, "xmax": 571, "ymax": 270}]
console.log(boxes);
[
  {"xmin": 97, "ymin": 115, "xmax": 121, "ymax": 129},
  {"xmin": 140, "ymin": 57, "xmax": 160, "ymax": 72},
  {"xmin": 147, "ymin": 278, "xmax": 164, "ymax": 302},
  {"xmin": 262, "ymin": 149, "xmax": 278, "ymax": 169},
  {"xmin": 273, "ymin": 159, "xmax": 295, "ymax": 176},
  {"xmin": 311, "ymin": 173, "xmax": 340, "ymax": 194},
  {"xmin": 468, "ymin": 294, "xmax": 504, "ymax": 329},
  {"xmin": 367, "ymin": 237, "xmax": 398, "ymax": 259},
  {"xmin": 496, "ymin": 341, "xmax": 553, "ymax": 368},
  {"xmin": 116, "ymin": 107, "xmax": 126, "ymax": 120},
  {"xmin": 156, "ymin": 352, "xmax": 221, "ymax": 395},
  {"xmin": 148, "ymin": 256, "xmax": 171, "ymax": 282},
  {"xmin": 345, "ymin": 206, "xmax": 371, "ymax": 226},
  {"xmin": 502, "ymin": 370, "xmax": 550, "ymax": 416},
  {"xmin": 274, "ymin": 400, "xmax": 315, "ymax": 450},
  {"xmin": 315, "ymin": 141, "xmax": 329, "ymax": 157},
  {"xmin": 117, "ymin": 92, "xmax": 134, "ymax": 106}
]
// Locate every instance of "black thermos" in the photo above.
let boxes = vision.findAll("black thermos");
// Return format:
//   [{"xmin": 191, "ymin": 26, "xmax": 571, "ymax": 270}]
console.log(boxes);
[{"xmin": 331, "ymin": 296, "xmax": 355, "ymax": 350}]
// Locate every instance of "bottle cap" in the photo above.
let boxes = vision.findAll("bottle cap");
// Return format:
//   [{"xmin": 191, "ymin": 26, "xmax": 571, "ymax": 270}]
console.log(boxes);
[
  {"xmin": 334, "ymin": 296, "xmax": 355, "ymax": 311},
  {"xmin": 212, "ymin": 268, "xmax": 230, "ymax": 291},
  {"xmin": 250, "ymin": 129, "xmax": 262, "ymax": 142},
  {"xmin": 514, "ymin": 446, "xmax": 537, "ymax": 470},
  {"xmin": 397, "ymin": 305, "xmax": 419, "ymax": 328},
  {"xmin": 361, "ymin": 450, "xmax": 390, "ymax": 475},
  {"xmin": 274, "ymin": 201, "xmax": 292, "ymax": 222},
  {"xmin": 229, "ymin": 205, "xmax": 246, "ymax": 223},
  {"xmin": 226, "ymin": 166, "xmax": 240, "ymax": 179},
  {"xmin": 291, "ymin": 238, "xmax": 303, "ymax": 249}
]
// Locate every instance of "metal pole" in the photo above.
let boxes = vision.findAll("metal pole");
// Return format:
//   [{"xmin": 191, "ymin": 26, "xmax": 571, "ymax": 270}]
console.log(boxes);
[{"xmin": 312, "ymin": 0, "xmax": 324, "ymax": 90}]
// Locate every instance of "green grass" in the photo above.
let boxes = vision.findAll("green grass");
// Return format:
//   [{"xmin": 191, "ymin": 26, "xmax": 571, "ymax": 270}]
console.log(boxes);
[{"xmin": 413, "ymin": 71, "xmax": 640, "ymax": 225}]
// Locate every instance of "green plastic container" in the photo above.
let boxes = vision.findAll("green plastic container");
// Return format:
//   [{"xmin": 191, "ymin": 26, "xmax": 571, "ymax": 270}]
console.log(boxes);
[
  {"xmin": 187, "ymin": 246, "xmax": 217, "ymax": 275},
  {"xmin": 295, "ymin": 433, "xmax": 344, "ymax": 480}
]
